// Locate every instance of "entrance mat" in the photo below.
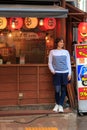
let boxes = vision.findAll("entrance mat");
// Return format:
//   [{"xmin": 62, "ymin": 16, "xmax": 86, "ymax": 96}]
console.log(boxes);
[{"xmin": 25, "ymin": 127, "xmax": 58, "ymax": 130}]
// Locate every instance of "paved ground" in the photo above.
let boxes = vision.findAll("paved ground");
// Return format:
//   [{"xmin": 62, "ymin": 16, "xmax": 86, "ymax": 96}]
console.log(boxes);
[
  {"xmin": 0, "ymin": 108, "xmax": 77, "ymax": 130},
  {"xmin": 77, "ymin": 113, "xmax": 87, "ymax": 130},
  {"xmin": 0, "ymin": 106, "xmax": 87, "ymax": 130}
]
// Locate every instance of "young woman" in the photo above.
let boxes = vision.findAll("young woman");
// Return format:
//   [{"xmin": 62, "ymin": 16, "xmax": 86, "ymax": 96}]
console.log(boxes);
[{"xmin": 48, "ymin": 37, "xmax": 72, "ymax": 112}]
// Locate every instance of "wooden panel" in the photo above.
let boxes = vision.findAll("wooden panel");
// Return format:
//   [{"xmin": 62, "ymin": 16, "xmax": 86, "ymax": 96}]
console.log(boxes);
[
  {"xmin": 0, "ymin": 75, "xmax": 17, "ymax": 83},
  {"xmin": 0, "ymin": 67, "xmax": 17, "ymax": 74},
  {"xmin": 20, "ymin": 83, "xmax": 37, "ymax": 91},
  {"xmin": 39, "ymin": 91, "xmax": 54, "ymax": 98},
  {"xmin": 20, "ymin": 67, "xmax": 37, "ymax": 74},
  {"xmin": 0, "ymin": 65, "xmax": 56, "ymax": 106},
  {"xmin": 39, "ymin": 66, "xmax": 54, "ymax": 104},
  {"xmin": 0, "ymin": 66, "xmax": 18, "ymax": 106},
  {"xmin": 39, "ymin": 99, "xmax": 55, "ymax": 103},
  {"xmin": 19, "ymin": 75, "xmax": 37, "ymax": 82},
  {"xmin": 39, "ymin": 66, "xmax": 51, "ymax": 74},
  {"xmin": 39, "ymin": 82, "xmax": 54, "ymax": 90},
  {"xmin": 39, "ymin": 74, "xmax": 52, "ymax": 82},
  {"xmin": 19, "ymin": 99, "xmax": 38, "ymax": 104},
  {"xmin": 0, "ymin": 83, "xmax": 17, "ymax": 91},
  {"xmin": 0, "ymin": 100, "xmax": 18, "ymax": 106},
  {"xmin": 23, "ymin": 91, "xmax": 37, "ymax": 99},
  {"xmin": 0, "ymin": 92, "xmax": 18, "ymax": 99}
]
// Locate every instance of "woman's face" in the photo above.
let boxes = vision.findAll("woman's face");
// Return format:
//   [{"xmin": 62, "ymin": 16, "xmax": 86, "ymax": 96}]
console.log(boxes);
[{"xmin": 57, "ymin": 39, "xmax": 64, "ymax": 48}]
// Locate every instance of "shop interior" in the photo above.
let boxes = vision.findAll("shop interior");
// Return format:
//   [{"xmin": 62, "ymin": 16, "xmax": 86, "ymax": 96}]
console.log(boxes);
[{"xmin": 0, "ymin": 17, "xmax": 56, "ymax": 64}]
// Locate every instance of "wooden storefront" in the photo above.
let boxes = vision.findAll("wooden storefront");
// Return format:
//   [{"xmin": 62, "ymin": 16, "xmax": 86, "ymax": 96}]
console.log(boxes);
[
  {"xmin": 0, "ymin": 0, "xmax": 77, "ymax": 107},
  {"xmin": 0, "ymin": 64, "xmax": 76, "ymax": 106},
  {"xmin": 0, "ymin": 64, "xmax": 54, "ymax": 106}
]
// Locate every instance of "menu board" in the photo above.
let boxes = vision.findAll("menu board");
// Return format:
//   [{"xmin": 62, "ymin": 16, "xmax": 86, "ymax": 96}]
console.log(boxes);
[{"xmin": 75, "ymin": 44, "xmax": 87, "ymax": 100}]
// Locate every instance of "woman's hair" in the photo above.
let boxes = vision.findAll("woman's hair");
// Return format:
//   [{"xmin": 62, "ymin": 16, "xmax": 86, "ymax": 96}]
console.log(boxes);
[{"xmin": 54, "ymin": 37, "xmax": 64, "ymax": 48}]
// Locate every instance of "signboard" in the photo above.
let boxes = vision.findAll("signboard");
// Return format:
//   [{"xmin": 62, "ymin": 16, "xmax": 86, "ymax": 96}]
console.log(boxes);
[
  {"xmin": 75, "ymin": 44, "xmax": 87, "ymax": 100},
  {"xmin": 79, "ymin": 87, "xmax": 87, "ymax": 100},
  {"xmin": 75, "ymin": 44, "xmax": 87, "ymax": 112}
]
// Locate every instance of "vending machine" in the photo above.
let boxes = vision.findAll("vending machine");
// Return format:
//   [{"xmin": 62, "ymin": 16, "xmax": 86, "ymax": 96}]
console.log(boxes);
[{"xmin": 75, "ymin": 44, "xmax": 87, "ymax": 114}]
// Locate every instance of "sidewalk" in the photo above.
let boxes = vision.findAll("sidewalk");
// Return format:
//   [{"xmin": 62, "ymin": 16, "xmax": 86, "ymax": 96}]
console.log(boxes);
[
  {"xmin": 0, "ymin": 106, "xmax": 77, "ymax": 130},
  {"xmin": 0, "ymin": 111, "xmax": 77, "ymax": 130}
]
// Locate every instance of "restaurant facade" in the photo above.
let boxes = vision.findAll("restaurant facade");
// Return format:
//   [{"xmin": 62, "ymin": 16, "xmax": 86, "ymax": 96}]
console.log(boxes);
[{"xmin": 0, "ymin": 0, "xmax": 83, "ymax": 107}]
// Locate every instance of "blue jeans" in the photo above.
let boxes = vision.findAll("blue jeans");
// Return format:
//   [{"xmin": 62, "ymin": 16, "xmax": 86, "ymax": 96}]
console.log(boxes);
[
  {"xmin": 53, "ymin": 73, "xmax": 68, "ymax": 106},
  {"xmin": 55, "ymin": 85, "xmax": 66, "ymax": 106}
]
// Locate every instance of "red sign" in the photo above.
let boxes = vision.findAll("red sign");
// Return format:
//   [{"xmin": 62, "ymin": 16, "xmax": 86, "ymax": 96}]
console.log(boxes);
[
  {"xmin": 79, "ymin": 87, "xmax": 87, "ymax": 100},
  {"xmin": 75, "ymin": 44, "xmax": 87, "ymax": 58}
]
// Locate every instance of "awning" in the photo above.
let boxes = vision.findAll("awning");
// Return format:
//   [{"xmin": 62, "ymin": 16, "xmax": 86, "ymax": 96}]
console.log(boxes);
[
  {"xmin": 66, "ymin": 3, "xmax": 86, "ymax": 23},
  {"xmin": 0, "ymin": 4, "xmax": 68, "ymax": 18}
]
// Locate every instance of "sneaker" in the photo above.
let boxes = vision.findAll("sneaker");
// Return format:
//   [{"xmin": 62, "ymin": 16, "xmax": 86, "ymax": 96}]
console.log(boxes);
[
  {"xmin": 53, "ymin": 104, "xmax": 59, "ymax": 112},
  {"xmin": 59, "ymin": 105, "xmax": 64, "ymax": 113}
]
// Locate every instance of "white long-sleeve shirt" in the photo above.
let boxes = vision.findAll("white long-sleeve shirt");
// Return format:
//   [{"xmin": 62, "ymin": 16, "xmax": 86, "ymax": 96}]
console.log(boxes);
[{"xmin": 48, "ymin": 49, "xmax": 71, "ymax": 76}]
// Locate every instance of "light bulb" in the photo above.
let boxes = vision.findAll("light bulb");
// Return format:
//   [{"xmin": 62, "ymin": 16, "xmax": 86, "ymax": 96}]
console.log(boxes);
[
  {"xmin": 39, "ymin": 19, "xmax": 44, "ymax": 26},
  {"xmin": 12, "ymin": 21, "xmax": 15, "ymax": 29}
]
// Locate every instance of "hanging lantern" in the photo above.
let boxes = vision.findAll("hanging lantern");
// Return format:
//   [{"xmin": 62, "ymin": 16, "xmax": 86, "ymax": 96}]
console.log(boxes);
[
  {"xmin": 44, "ymin": 18, "xmax": 56, "ymax": 30},
  {"xmin": 0, "ymin": 17, "xmax": 7, "ymax": 29},
  {"xmin": 39, "ymin": 18, "xmax": 56, "ymax": 31},
  {"xmin": 9, "ymin": 17, "xmax": 23, "ymax": 30},
  {"xmin": 24, "ymin": 17, "xmax": 38, "ymax": 29},
  {"xmin": 78, "ymin": 22, "xmax": 87, "ymax": 34},
  {"xmin": 78, "ymin": 22, "xmax": 87, "ymax": 43}
]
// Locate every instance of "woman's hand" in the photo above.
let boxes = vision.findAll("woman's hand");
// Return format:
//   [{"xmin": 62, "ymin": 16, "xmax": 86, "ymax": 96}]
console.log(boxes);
[
  {"xmin": 52, "ymin": 71, "xmax": 55, "ymax": 75},
  {"xmin": 68, "ymin": 74, "xmax": 71, "ymax": 81}
]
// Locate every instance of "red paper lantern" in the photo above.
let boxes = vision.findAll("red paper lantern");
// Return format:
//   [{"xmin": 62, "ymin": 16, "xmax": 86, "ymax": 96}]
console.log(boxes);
[
  {"xmin": 78, "ymin": 22, "xmax": 87, "ymax": 33},
  {"xmin": 39, "ymin": 18, "xmax": 56, "ymax": 31},
  {"xmin": 44, "ymin": 18, "xmax": 56, "ymax": 30},
  {"xmin": 9, "ymin": 17, "xmax": 23, "ymax": 30},
  {"xmin": 78, "ymin": 22, "xmax": 87, "ymax": 43}
]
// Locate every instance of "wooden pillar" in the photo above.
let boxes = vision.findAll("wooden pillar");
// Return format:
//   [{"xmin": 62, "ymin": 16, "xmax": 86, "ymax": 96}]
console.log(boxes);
[
  {"xmin": 66, "ymin": 16, "xmax": 73, "ymax": 55},
  {"xmin": 56, "ymin": 0, "xmax": 66, "ymax": 46},
  {"xmin": 61, "ymin": 0, "xmax": 65, "ymax": 7}
]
